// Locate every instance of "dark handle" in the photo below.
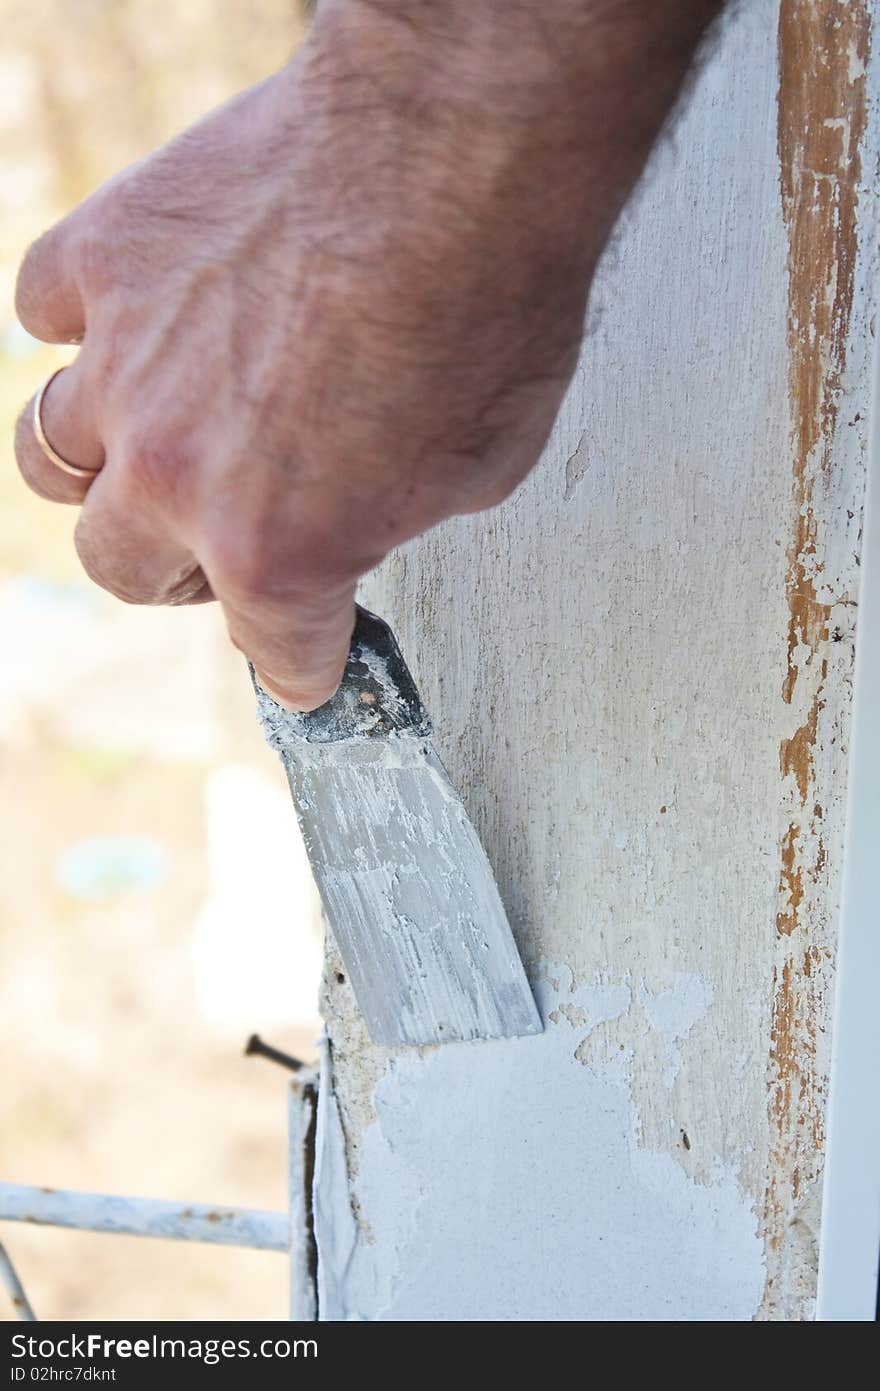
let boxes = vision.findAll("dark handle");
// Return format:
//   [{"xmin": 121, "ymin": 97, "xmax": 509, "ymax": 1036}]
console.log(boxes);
[{"xmin": 252, "ymin": 605, "xmax": 431, "ymax": 745}]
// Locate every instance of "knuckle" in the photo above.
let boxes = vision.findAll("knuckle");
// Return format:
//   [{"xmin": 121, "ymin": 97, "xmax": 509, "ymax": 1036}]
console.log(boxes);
[
  {"xmin": 14, "ymin": 235, "xmax": 63, "ymax": 334},
  {"xmin": 16, "ymin": 222, "xmax": 84, "ymax": 327},
  {"xmin": 72, "ymin": 523, "xmax": 108, "ymax": 592},
  {"xmin": 72, "ymin": 520, "xmax": 128, "ymax": 601}
]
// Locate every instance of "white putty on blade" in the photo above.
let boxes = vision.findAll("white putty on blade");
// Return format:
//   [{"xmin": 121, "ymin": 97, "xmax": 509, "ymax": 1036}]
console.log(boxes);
[{"xmin": 254, "ymin": 608, "xmax": 542, "ymax": 1048}]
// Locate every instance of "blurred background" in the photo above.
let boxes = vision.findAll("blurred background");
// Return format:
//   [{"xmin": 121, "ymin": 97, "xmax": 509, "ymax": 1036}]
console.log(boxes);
[{"xmin": 0, "ymin": 1, "xmax": 324, "ymax": 1320}]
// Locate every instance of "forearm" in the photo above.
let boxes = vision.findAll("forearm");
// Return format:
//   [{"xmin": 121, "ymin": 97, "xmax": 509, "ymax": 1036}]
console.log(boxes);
[{"xmin": 302, "ymin": 0, "xmax": 726, "ymax": 263}]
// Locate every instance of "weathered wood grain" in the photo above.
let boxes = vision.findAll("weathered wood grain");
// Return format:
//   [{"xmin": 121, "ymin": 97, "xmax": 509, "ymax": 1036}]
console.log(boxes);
[{"xmin": 762, "ymin": 0, "xmax": 874, "ymax": 1319}]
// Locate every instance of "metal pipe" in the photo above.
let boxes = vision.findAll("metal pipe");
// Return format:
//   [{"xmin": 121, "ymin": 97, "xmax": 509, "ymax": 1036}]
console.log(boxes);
[
  {"xmin": 0, "ymin": 1184, "xmax": 287, "ymax": 1252},
  {"xmin": 0, "ymin": 1241, "xmax": 36, "ymax": 1321}
]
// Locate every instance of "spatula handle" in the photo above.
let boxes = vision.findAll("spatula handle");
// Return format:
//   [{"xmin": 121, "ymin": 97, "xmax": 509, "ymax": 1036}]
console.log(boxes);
[{"xmin": 252, "ymin": 605, "xmax": 431, "ymax": 745}]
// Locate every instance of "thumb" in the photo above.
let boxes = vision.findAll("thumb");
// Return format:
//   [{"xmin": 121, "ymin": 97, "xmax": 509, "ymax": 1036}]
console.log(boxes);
[{"xmin": 222, "ymin": 586, "xmax": 357, "ymax": 713}]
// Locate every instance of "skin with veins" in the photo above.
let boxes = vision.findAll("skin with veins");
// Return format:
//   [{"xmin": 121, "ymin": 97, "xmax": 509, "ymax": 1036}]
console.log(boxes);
[{"xmin": 13, "ymin": 0, "xmax": 723, "ymax": 708}]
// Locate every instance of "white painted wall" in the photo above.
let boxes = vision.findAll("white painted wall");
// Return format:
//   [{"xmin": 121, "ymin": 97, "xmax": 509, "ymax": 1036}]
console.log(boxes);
[{"xmin": 313, "ymin": 0, "xmax": 880, "ymax": 1320}]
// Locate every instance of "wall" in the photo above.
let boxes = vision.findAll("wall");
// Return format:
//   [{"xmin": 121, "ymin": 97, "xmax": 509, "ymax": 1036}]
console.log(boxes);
[{"xmin": 312, "ymin": 0, "xmax": 879, "ymax": 1321}]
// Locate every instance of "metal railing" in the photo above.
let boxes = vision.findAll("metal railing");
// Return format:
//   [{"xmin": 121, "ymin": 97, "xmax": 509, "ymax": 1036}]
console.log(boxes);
[{"xmin": 0, "ymin": 1064, "xmax": 318, "ymax": 1322}]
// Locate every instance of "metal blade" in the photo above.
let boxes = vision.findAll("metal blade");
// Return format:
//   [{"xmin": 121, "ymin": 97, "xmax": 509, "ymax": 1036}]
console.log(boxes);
[{"xmin": 253, "ymin": 608, "xmax": 542, "ymax": 1048}]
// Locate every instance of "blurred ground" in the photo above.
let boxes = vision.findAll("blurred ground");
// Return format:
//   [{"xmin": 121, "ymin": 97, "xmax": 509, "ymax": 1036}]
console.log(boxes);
[{"xmin": 0, "ymin": 2, "xmax": 325, "ymax": 1321}]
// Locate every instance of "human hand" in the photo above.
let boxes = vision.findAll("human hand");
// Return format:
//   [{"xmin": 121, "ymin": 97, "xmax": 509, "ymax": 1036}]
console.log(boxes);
[{"xmin": 14, "ymin": 0, "xmax": 721, "ymax": 708}]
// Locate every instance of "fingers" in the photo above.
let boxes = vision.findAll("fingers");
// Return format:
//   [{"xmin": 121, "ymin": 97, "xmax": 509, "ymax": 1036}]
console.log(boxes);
[
  {"xmin": 220, "ymin": 584, "xmax": 357, "ymax": 712},
  {"xmin": 17, "ymin": 355, "xmax": 211, "ymax": 604},
  {"xmin": 15, "ymin": 359, "xmax": 103, "ymax": 504},
  {"xmin": 75, "ymin": 464, "xmax": 213, "ymax": 606},
  {"xmin": 16, "ymin": 218, "xmax": 86, "ymax": 345}
]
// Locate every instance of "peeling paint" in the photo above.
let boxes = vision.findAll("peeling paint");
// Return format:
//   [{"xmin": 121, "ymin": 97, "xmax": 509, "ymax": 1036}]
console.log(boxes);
[
  {"xmin": 638, "ymin": 974, "xmax": 715, "ymax": 1089},
  {"xmin": 777, "ymin": 822, "xmax": 804, "ymax": 936},
  {"xmin": 779, "ymin": 683, "xmax": 825, "ymax": 807},
  {"xmin": 766, "ymin": 0, "xmax": 873, "ymax": 1318},
  {"xmin": 639, "ymin": 973, "xmax": 713, "ymax": 1041},
  {"xmin": 562, "ymin": 431, "xmax": 590, "ymax": 502}
]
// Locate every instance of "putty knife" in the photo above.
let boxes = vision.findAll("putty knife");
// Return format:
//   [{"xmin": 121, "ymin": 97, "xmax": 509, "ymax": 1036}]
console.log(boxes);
[{"xmin": 253, "ymin": 606, "xmax": 542, "ymax": 1048}]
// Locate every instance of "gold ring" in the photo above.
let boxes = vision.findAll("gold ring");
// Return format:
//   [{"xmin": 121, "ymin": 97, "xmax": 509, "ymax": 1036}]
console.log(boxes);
[{"xmin": 33, "ymin": 368, "xmax": 101, "ymax": 479}]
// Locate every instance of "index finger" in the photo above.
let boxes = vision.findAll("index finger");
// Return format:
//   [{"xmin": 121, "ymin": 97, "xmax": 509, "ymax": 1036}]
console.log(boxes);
[{"xmin": 16, "ymin": 216, "xmax": 86, "ymax": 346}]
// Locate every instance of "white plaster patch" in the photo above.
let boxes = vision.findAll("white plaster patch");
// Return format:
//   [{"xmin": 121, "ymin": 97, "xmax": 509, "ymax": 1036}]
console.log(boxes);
[{"xmin": 314, "ymin": 975, "xmax": 764, "ymax": 1321}]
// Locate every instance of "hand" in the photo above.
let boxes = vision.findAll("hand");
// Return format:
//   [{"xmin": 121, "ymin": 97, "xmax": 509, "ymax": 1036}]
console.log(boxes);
[{"xmin": 14, "ymin": 0, "xmax": 721, "ymax": 708}]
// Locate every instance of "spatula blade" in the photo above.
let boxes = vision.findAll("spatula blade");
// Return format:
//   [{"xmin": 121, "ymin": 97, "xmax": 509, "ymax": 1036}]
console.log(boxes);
[{"xmin": 254, "ymin": 608, "xmax": 542, "ymax": 1048}]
